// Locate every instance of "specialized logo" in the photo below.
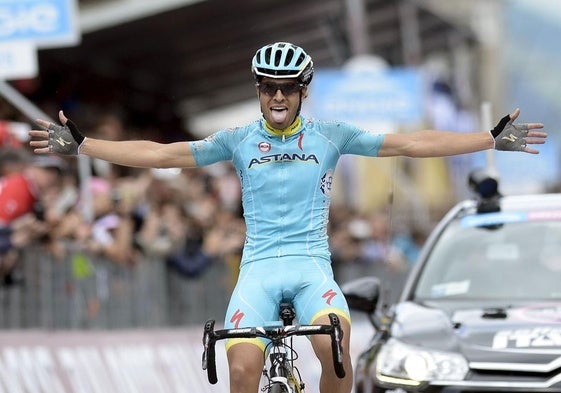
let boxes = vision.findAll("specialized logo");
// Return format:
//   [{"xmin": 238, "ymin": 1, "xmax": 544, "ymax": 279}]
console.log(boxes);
[
  {"xmin": 230, "ymin": 309, "xmax": 245, "ymax": 329},
  {"xmin": 501, "ymin": 133, "xmax": 518, "ymax": 143},
  {"xmin": 258, "ymin": 141, "xmax": 271, "ymax": 153},
  {"xmin": 55, "ymin": 137, "xmax": 72, "ymax": 146},
  {"xmin": 322, "ymin": 289, "xmax": 337, "ymax": 305},
  {"xmin": 248, "ymin": 153, "xmax": 319, "ymax": 168}
]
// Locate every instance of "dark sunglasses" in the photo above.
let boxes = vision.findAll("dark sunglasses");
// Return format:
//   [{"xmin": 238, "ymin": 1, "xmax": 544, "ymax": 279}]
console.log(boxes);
[{"xmin": 257, "ymin": 82, "xmax": 303, "ymax": 96}]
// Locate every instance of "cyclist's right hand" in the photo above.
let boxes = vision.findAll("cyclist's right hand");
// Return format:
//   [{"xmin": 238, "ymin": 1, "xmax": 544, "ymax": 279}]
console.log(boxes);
[{"xmin": 30, "ymin": 110, "xmax": 85, "ymax": 155}]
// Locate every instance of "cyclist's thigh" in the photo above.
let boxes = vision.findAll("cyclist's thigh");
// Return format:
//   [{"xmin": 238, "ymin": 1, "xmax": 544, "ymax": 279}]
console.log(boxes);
[
  {"xmin": 224, "ymin": 261, "xmax": 281, "ymax": 351},
  {"xmin": 292, "ymin": 257, "xmax": 351, "ymax": 326},
  {"xmin": 224, "ymin": 261, "xmax": 283, "ymax": 328}
]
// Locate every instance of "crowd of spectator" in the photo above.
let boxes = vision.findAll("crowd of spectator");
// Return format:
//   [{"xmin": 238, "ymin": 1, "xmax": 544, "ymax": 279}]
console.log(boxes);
[{"xmin": 0, "ymin": 99, "xmax": 427, "ymax": 294}]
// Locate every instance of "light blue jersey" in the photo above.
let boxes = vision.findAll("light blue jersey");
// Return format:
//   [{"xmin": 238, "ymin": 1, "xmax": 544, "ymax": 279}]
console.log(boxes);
[{"xmin": 189, "ymin": 117, "xmax": 384, "ymax": 268}]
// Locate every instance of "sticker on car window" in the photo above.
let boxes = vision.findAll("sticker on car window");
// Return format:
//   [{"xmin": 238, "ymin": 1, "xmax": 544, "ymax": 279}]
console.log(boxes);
[
  {"xmin": 430, "ymin": 280, "xmax": 470, "ymax": 298},
  {"xmin": 486, "ymin": 243, "xmax": 519, "ymax": 260}
]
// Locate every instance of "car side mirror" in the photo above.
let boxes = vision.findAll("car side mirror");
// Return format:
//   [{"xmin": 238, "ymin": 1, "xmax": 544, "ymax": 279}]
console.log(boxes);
[{"xmin": 341, "ymin": 276, "xmax": 381, "ymax": 314}]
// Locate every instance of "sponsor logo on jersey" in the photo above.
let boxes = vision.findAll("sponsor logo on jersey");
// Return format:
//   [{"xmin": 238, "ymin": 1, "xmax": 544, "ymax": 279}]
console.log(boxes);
[
  {"xmin": 230, "ymin": 309, "xmax": 245, "ymax": 329},
  {"xmin": 320, "ymin": 170, "xmax": 333, "ymax": 196},
  {"xmin": 322, "ymin": 289, "xmax": 338, "ymax": 305},
  {"xmin": 258, "ymin": 141, "xmax": 271, "ymax": 153},
  {"xmin": 204, "ymin": 133, "xmax": 217, "ymax": 143},
  {"xmin": 248, "ymin": 153, "xmax": 319, "ymax": 168}
]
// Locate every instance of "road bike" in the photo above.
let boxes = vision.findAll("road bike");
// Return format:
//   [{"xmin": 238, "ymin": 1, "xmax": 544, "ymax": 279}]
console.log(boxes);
[{"xmin": 202, "ymin": 303, "xmax": 346, "ymax": 392}]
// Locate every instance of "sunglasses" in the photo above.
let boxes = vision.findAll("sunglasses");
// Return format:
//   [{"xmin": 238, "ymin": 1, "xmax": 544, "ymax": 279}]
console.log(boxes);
[{"xmin": 257, "ymin": 82, "xmax": 303, "ymax": 96}]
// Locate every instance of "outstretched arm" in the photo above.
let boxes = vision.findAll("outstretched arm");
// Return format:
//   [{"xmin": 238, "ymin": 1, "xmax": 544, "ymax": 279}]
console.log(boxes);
[
  {"xmin": 29, "ymin": 111, "xmax": 198, "ymax": 168},
  {"xmin": 377, "ymin": 108, "xmax": 547, "ymax": 158}
]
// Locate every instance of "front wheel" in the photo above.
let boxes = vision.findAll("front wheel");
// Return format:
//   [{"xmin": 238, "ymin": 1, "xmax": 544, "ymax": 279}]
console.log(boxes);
[{"xmin": 268, "ymin": 382, "xmax": 290, "ymax": 393}]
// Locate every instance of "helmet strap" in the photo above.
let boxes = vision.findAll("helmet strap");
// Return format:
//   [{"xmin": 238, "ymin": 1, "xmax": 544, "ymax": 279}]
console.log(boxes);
[{"xmin": 295, "ymin": 91, "xmax": 304, "ymax": 118}]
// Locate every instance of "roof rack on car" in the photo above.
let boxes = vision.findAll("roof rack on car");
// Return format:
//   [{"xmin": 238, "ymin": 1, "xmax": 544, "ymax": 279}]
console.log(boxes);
[{"xmin": 468, "ymin": 169, "xmax": 501, "ymax": 213}]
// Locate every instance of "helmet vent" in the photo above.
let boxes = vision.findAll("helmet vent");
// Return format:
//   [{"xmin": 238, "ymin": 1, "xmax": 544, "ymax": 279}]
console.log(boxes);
[{"xmin": 284, "ymin": 50, "xmax": 294, "ymax": 66}]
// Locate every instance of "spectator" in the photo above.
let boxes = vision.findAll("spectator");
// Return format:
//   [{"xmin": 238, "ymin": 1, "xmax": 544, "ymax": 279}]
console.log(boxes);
[
  {"xmin": 0, "ymin": 154, "xmax": 67, "ymax": 284},
  {"xmin": 358, "ymin": 211, "xmax": 407, "ymax": 271},
  {"xmin": 59, "ymin": 177, "xmax": 139, "ymax": 266},
  {"xmin": 0, "ymin": 148, "xmax": 30, "ymax": 176}
]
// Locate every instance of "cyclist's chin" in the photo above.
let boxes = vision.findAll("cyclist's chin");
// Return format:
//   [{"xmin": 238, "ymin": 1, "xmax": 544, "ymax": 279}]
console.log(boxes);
[{"xmin": 267, "ymin": 110, "xmax": 291, "ymax": 129}]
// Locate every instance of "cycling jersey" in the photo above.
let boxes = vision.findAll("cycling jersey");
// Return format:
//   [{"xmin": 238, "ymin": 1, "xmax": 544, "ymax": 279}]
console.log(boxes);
[
  {"xmin": 190, "ymin": 117, "xmax": 384, "ymax": 344},
  {"xmin": 189, "ymin": 117, "xmax": 384, "ymax": 268}
]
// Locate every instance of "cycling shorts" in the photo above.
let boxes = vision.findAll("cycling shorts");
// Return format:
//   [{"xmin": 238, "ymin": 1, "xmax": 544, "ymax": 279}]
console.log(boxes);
[{"xmin": 223, "ymin": 256, "xmax": 350, "ymax": 352}]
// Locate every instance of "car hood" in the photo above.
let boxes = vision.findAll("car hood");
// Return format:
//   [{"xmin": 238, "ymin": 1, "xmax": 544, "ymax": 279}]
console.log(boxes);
[{"xmin": 391, "ymin": 301, "xmax": 561, "ymax": 363}]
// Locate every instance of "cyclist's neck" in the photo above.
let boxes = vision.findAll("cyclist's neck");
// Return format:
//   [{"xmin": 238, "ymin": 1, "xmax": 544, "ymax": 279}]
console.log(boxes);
[{"xmin": 264, "ymin": 117, "xmax": 302, "ymax": 138}]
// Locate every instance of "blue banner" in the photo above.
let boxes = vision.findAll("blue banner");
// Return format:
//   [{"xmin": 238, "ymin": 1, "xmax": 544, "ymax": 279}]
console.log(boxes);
[
  {"xmin": 308, "ymin": 68, "xmax": 423, "ymax": 123},
  {"xmin": 0, "ymin": 0, "xmax": 79, "ymax": 47}
]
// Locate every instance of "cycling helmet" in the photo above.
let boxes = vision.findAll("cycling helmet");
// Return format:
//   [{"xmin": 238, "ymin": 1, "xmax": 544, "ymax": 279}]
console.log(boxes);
[{"xmin": 252, "ymin": 42, "xmax": 314, "ymax": 85}]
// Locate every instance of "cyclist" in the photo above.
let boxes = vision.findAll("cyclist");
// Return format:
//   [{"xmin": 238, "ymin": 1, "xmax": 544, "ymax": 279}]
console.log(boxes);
[{"xmin": 29, "ymin": 42, "xmax": 547, "ymax": 393}]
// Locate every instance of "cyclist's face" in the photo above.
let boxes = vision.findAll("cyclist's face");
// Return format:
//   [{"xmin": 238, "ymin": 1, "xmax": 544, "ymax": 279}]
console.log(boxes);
[{"xmin": 257, "ymin": 77, "xmax": 307, "ymax": 129}]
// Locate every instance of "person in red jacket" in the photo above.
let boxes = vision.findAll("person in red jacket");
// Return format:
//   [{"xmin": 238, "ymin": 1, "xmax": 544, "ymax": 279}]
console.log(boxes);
[
  {"xmin": 0, "ymin": 154, "xmax": 66, "ymax": 284},
  {"xmin": 0, "ymin": 155, "xmax": 65, "ymax": 225}
]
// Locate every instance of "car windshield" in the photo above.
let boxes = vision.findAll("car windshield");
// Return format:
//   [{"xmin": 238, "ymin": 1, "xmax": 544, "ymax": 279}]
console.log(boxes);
[{"xmin": 414, "ymin": 217, "xmax": 561, "ymax": 300}]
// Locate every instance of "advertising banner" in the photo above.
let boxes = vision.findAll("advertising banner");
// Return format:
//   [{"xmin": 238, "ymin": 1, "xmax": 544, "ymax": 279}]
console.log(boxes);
[
  {"xmin": 0, "ymin": 0, "xmax": 80, "ymax": 48},
  {"xmin": 308, "ymin": 68, "xmax": 423, "ymax": 124}
]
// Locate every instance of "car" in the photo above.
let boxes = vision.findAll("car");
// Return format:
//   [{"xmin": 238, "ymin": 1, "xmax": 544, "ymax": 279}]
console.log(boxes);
[{"xmin": 342, "ymin": 170, "xmax": 561, "ymax": 393}]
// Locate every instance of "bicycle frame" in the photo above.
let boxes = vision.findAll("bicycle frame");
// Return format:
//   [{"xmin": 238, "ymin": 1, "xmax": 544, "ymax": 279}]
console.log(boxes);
[{"xmin": 202, "ymin": 307, "xmax": 345, "ymax": 392}]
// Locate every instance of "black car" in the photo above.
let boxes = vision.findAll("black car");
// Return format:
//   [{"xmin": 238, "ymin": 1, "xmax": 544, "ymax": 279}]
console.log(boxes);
[{"xmin": 342, "ymin": 171, "xmax": 561, "ymax": 392}]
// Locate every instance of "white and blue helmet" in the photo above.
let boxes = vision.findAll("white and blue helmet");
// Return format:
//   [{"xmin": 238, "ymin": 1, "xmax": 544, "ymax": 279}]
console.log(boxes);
[{"xmin": 251, "ymin": 42, "xmax": 314, "ymax": 85}]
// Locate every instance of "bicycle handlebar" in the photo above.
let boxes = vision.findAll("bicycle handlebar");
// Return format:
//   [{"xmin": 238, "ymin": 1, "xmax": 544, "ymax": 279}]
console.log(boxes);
[
  {"xmin": 202, "ymin": 313, "xmax": 346, "ymax": 384},
  {"xmin": 202, "ymin": 319, "xmax": 218, "ymax": 384},
  {"xmin": 328, "ymin": 313, "xmax": 346, "ymax": 378}
]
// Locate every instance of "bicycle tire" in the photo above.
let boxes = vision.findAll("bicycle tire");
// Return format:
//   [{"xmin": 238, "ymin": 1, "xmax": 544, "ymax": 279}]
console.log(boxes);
[{"xmin": 268, "ymin": 383, "xmax": 290, "ymax": 393}]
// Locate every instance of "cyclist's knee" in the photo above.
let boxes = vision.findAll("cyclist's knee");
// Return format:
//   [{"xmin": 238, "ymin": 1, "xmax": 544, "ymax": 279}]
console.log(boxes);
[
  {"xmin": 227, "ymin": 343, "xmax": 264, "ymax": 381},
  {"xmin": 310, "ymin": 315, "xmax": 352, "ymax": 365}
]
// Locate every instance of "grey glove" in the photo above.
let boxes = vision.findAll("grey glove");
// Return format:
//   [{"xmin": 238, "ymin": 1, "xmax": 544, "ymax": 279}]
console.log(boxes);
[
  {"xmin": 48, "ymin": 119, "xmax": 85, "ymax": 155},
  {"xmin": 490, "ymin": 114, "xmax": 529, "ymax": 151}
]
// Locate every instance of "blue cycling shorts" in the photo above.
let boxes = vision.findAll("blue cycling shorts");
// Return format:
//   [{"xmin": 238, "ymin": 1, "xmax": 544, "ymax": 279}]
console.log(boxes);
[{"xmin": 223, "ymin": 256, "xmax": 351, "ymax": 352}]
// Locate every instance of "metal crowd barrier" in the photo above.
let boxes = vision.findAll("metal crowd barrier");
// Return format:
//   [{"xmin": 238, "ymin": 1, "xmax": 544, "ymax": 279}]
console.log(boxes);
[
  {"xmin": 0, "ymin": 244, "xmax": 232, "ymax": 330},
  {"xmin": 1, "ymin": 245, "xmax": 410, "ymax": 330}
]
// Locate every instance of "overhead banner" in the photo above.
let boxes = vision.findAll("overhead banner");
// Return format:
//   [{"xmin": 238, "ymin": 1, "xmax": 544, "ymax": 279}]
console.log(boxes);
[
  {"xmin": 0, "ymin": 0, "xmax": 80, "ymax": 48},
  {"xmin": 308, "ymin": 68, "xmax": 423, "ymax": 124}
]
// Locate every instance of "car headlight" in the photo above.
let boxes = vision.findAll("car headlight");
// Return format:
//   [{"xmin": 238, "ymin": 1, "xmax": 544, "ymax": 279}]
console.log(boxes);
[{"xmin": 376, "ymin": 338, "xmax": 469, "ymax": 386}]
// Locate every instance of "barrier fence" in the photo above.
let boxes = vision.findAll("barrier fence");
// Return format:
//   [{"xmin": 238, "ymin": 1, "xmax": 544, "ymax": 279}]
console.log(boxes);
[
  {"xmin": 0, "ymin": 244, "xmax": 410, "ymax": 392},
  {"xmin": 0, "ymin": 244, "xmax": 232, "ymax": 330},
  {"xmin": 1, "ymin": 244, "xmax": 409, "ymax": 330}
]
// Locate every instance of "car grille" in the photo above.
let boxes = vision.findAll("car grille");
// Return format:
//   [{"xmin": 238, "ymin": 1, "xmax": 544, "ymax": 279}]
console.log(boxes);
[{"xmin": 469, "ymin": 368, "xmax": 561, "ymax": 382}]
